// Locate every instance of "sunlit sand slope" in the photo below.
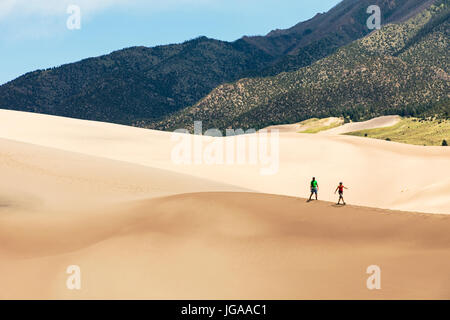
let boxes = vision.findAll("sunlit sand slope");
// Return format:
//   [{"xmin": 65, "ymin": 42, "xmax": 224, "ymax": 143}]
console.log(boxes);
[{"xmin": 0, "ymin": 110, "xmax": 448, "ymax": 214}]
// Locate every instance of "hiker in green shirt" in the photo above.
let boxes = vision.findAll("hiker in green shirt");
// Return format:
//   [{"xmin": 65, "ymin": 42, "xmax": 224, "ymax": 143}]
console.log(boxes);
[{"xmin": 308, "ymin": 177, "xmax": 319, "ymax": 201}]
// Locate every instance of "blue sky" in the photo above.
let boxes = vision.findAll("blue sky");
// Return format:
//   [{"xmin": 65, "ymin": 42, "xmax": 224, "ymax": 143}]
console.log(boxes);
[{"xmin": 0, "ymin": 0, "xmax": 341, "ymax": 85}]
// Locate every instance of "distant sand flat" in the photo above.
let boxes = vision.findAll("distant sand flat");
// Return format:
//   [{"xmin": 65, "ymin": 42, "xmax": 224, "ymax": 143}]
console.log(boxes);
[
  {"xmin": 0, "ymin": 110, "xmax": 449, "ymax": 299},
  {"xmin": 321, "ymin": 115, "xmax": 401, "ymax": 135},
  {"xmin": 263, "ymin": 116, "xmax": 399, "ymax": 134}
]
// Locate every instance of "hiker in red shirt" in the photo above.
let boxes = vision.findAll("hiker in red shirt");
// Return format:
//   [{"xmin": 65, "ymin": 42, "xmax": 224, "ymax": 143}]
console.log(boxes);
[{"xmin": 335, "ymin": 182, "xmax": 349, "ymax": 205}]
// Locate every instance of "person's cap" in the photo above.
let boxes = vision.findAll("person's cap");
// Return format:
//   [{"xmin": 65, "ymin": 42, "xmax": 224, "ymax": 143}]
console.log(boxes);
[{"xmin": 339, "ymin": 182, "xmax": 343, "ymax": 184}]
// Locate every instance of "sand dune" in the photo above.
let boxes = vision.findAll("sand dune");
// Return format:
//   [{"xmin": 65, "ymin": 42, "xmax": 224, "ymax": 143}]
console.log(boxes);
[
  {"xmin": 265, "ymin": 117, "xmax": 343, "ymax": 133},
  {"xmin": 0, "ymin": 110, "xmax": 449, "ymax": 299},
  {"xmin": 262, "ymin": 116, "xmax": 398, "ymax": 134},
  {"xmin": 0, "ymin": 137, "xmax": 246, "ymax": 212},
  {"xmin": 1, "ymin": 192, "xmax": 449, "ymax": 299},
  {"xmin": 0, "ymin": 110, "xmax": 448, "ymax": 214},
  {"xmin": 321, "ymin": 115, "xmax": 401, "ymax": 135}
]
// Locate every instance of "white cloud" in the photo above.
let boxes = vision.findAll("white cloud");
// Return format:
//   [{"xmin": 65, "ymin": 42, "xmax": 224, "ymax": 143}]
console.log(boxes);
[
  {"xmin": 0, "ymin": 0, "xmax": 215, "ymax": 40},
  {"xmin": 0, "ymin": 0, "xmax": 214, "ymax": 19},
  {"xmin": 0, "ymin": 0, "xmax": 129, "ymax": 19}
]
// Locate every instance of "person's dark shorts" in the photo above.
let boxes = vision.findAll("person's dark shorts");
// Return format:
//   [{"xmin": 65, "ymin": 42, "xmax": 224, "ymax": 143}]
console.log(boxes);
[
  {"xmin": 339, "ymin": 191, "xmax": 343, "ymax": 197},
  {"xmin": 311, "ymin": 188, "xmax": 318, "ymax": 194}
]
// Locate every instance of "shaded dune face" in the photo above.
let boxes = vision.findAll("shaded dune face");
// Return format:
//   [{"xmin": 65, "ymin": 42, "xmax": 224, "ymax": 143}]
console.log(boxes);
[{"xmin": 1, "ymin": 193, "xmax": 449, "ymax": 300}]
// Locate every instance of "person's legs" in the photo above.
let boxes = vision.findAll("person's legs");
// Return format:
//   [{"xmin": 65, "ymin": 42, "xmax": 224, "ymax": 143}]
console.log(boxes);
[{"xmin": 309, "ymin": 189, "xmax": 317, "ymax": 201}]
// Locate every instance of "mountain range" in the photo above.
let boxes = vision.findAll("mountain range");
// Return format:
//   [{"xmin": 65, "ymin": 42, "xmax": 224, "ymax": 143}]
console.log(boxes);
[
  {"xmin": 0, "ymin": 0, "xmax": 446, "ymax": 130},
  {"xmin": 150, "ymin": 0, "xmax": 449, "ymax": 132}
]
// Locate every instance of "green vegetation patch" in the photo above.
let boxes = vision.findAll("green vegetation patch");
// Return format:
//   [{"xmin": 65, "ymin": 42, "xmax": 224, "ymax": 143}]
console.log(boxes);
[
  {"xmin": 345, "ymin": 118, "xmax": 450, "ymax": 146},
  {"xmin": 298, "ymin": 117, "xmax": 344, "ymax": 134}
]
